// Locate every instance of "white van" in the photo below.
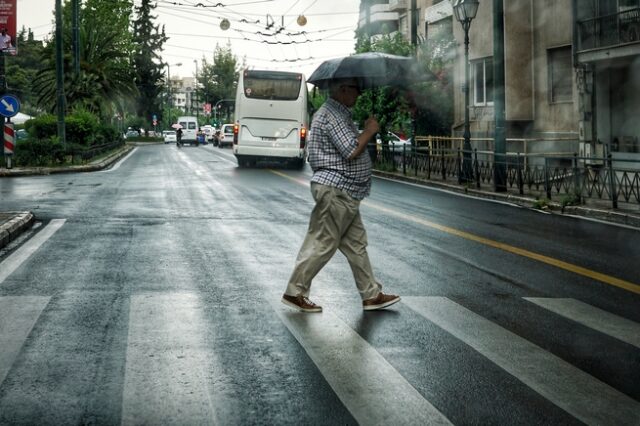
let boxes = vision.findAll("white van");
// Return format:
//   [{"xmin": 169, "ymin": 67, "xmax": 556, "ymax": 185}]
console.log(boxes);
[
  {"xmin": 233, "ymin": 69, "xmax": 308, "ymax": 168},
  {"xmin": 177, "ymin": 116, "xmax": 198, "ymax": 143}
]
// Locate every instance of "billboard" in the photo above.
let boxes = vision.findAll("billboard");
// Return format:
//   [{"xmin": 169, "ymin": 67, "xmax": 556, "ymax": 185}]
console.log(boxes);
[{"xmin": 0, "ymin": 0, "xmax": 16, "ymax": 55}]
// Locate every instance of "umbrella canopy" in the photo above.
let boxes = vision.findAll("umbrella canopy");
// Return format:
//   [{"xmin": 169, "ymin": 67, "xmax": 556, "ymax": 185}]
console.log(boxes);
[
  {"xmin": 171, "ymin": 123, "xmax": 183, "ymax": 129},
  {"xmin": 308, "ymin": 52, "xmax": 426, "ymax": 89}
]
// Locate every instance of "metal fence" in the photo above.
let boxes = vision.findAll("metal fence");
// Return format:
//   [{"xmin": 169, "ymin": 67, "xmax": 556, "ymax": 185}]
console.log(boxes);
[
  {"xmin": 373, "ymin": 142, "xmax": 640, "ymax": 210},
  {"xmin": 577, "ymin": 7, "xmax": 640, "ymax": 51}
]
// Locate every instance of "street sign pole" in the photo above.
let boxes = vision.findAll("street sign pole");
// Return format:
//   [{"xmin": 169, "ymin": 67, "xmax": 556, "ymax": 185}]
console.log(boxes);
[{"xmin": 0, "ymin": 94, "xmax": 20, "ymax": 169}]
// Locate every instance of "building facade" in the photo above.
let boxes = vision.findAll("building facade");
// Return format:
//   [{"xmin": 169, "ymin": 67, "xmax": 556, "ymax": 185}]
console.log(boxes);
[
  {"xmin": 170, "ymin": 76, "xmax": 199, "ymax": 115},
  {"xmin": 358, "ymin": 0, "xmax": 640, "ymax": 164},
  {"xmin": 574, "ymin": 0, "xmax": 640, "ymax": 164}
]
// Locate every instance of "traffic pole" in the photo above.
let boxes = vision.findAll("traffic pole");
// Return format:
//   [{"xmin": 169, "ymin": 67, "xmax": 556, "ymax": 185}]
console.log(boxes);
[{"xmin": 4, "ymin": 121, "xmax": 14, "ymax": 169}]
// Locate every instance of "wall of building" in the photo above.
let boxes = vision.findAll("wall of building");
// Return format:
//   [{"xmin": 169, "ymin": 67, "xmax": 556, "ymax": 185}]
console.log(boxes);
[
  {"xmin": 504, "ymin": 0, "xmax": 533, "ymax": 121},
  {"xmin": 452, "ymin": 0, "xmax": 579, "ymax": 142},
  {"xmin": 531, "ymin": 0, "xmax": 579, "ymax": 136}
]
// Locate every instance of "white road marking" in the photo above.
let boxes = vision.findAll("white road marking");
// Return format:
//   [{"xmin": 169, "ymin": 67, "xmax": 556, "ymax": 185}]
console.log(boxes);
[
  {"xmin": 524, "ymin": 297, "xmax": 640, "ymax": 349},
  {"xmin": 121, "ymin": 293, "xmax": 216, "ymax": 426},
  {"xmin": 274, "ymin": 305, "xmax": 452, "ymax": 426},
  {"xmin": 0, "ymin": 296, "xmax": 50, "ymax": 386},
  {"xmin": 208, "ymin": 147, "xmax": 237, "ymax": 165},
  {"xmin": 403, "ymin": 296, "xmax": 640, "ymax": 426},
  {"xmin": 100, "ymin": 147, "xmax": 137, "ymax": 172},
  {"xmin": 0, "ymin": 219, "xmax": 66, "ymax": 285}
]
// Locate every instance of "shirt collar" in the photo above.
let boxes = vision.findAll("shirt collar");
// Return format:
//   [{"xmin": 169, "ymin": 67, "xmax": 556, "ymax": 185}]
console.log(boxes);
[{"xmin": 327, "ymin": 98, "xmax": 352, "ymax": 116}]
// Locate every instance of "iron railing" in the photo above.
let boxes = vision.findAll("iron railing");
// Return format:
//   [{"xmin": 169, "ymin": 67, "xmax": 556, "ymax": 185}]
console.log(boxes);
[
  {"xmin": 577, "ymin": 7, "xmax": 640, "ymax": 51},
  {"xmin": 373, "ymin": 144, "xmax": 640, "ymax": 209}
]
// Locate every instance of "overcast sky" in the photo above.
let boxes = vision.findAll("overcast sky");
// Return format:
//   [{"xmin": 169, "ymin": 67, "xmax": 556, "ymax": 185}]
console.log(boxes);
[{"xmin": 16, "ymin": 0, "xmax": 361, "ymax": 80}]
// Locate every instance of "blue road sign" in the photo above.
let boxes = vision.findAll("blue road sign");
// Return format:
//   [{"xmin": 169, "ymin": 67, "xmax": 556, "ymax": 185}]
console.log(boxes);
[{"xmin": 0, "ymin": 95, "xmax": 20, "ymax": 118}]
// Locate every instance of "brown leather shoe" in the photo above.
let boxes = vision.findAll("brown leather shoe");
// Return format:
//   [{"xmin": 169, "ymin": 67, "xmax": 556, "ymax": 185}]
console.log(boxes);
[
  {"xmin": 281, "ymin": 294, "xmax": 322, "ymax": 313},
  {"xmin": 362, "ymin": 292, "xmax": 401, "ymax": 311}
]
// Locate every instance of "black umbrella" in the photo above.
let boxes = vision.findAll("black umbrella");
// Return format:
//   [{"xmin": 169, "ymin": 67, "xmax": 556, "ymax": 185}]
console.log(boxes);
[{"xmin": 307, "ymin": 52, "xmax": 426, "ymax": 89}]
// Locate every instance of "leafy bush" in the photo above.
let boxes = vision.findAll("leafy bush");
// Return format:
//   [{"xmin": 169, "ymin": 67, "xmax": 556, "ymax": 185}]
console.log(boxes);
[
  {"xmin": 14, "ymin": 138, "xmax": 64, "ymax": 166},
  {"xmin": 95, "ymin": 124, "xmax": 123, "ymax": 145},
  {"xmin": 24, "ymin": 114, "xmax": 57, "ymax": 140},
  {"xmin": 65, "ymin": 108, "xmax": 100, "ymax": 146}
]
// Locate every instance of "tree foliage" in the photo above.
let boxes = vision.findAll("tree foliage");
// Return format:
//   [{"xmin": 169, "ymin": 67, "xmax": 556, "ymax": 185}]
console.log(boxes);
[
  {"xmin": 352, "ymin": 32, "xmax": 415, "ymax": 139},
  {"xmin": 197, "ymin": 43, "xmax": 242, "ymax": 122},
  {"xmin": 133, "ymin": 0, "xmax": 168, "ymax": 125},
  {"xmin": 5, "ymin": 28, "xmax": 48, "ymax": 114},
  {"xmin": 413, "ymin": 23, "xmax": 456, "ymax": 136},
  {"xmin": 32, "ymin": 0, "xmax": 137, "ymax": 120},
  {"xmin": 352, "ymin": 26, "xmax": 456, "ymax": 138}
]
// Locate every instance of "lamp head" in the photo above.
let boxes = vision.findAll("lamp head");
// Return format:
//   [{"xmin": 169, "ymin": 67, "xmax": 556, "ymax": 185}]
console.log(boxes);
[{"xmin": 452, "ymin": 0, "xmax": 479, "ymax": 23}]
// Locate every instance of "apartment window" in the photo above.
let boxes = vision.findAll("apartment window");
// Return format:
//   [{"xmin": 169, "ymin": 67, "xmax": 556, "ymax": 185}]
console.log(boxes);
[
  {"xmin": 548, "ymin": 46, "xmax": 573, "ymax": 103},
  {"xmin": 473, "ymin": 58, "xmax": 494, "ymax": 106}
]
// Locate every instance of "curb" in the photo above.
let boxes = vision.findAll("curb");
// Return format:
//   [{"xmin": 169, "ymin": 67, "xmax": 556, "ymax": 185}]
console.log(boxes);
[
  {"xmin": 373, "ymin": 170, "xmax": 640, "ymax": 229},
  {"xmin": 0, "ymin": 211, "xmax": 35, "ymax": 249},
  {"xmin": 0, "ymin": 144, "xmax": 135, "ymax": 177}
]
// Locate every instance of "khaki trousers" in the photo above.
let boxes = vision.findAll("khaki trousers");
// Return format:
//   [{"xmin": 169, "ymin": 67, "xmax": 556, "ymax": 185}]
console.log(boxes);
[{"xmin": 286, "ymin": 183, "xmax": 382, "ymax": 300}]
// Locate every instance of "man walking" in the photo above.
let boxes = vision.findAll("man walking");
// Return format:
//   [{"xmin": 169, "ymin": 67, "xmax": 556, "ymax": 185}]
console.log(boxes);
[{"xmin": 282, "ymin": 78, "xmax": 400, "ymax": 313}]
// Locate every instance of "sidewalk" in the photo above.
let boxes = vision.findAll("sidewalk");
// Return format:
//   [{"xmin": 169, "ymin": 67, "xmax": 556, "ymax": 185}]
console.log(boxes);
[
  {"xmin": 373, "ymin": 170, "xmax": 640, "ymax": 229},
  {"xmin": 1, "ymin": 145, "xmax": 638, "ymax": 250}
]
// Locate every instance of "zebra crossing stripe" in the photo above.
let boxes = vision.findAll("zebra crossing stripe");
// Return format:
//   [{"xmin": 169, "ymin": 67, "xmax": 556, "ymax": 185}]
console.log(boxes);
[
  {"xmin": 121, "ymin": 293, "xmax": 216, "ymax": 425},
  {"xmin": 274, "ymin": 307, "xmax": 453, "ymax": 426},
  {"xmin": 524, "ymin": 297, "xmax": 640, "ymax": 349},
  {"xmin": 403, "ymin": 296, "xmax": 640, "ymax": 426},
  {"xmin": 0, "ymin": 219, "xmax": 66, "ymax": 285},
  {"xmin": 0, "ymin": 296, "xmax": 50, "ymax": 386}
]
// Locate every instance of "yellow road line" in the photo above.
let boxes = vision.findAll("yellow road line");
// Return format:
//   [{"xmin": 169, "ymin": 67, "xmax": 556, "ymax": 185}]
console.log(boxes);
[{"xmin": 270, "ymin": 170, "xmax": 640, "ymax": 295}]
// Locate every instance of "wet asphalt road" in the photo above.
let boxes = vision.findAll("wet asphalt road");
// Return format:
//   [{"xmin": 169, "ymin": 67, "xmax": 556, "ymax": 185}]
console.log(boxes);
[{"xmin": 0, "ymin": 144, "xmax": 639, "ymax": 425}]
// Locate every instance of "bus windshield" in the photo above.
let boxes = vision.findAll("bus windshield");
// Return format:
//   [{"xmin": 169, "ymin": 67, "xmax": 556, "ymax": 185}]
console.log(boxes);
[{"xmin": 243, "ymin": 71, "xmax": 302, "ymax": 101}]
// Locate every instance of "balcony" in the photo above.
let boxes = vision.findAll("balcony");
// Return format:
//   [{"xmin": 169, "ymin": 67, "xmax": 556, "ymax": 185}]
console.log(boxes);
[
  {"xmin": 388, "ymin": 0, "xmax": 407, "ymax": 12},
  {"xmin": 577, "ymin": 7, "xmax": 640, "ymax": 52},
  {"xmin": 425, "ymin": 0, "xmax": 453, "ymax": 24},
  {"xmin": 358, "ymin": 3, "xmax": 400, "ymax": 35}
]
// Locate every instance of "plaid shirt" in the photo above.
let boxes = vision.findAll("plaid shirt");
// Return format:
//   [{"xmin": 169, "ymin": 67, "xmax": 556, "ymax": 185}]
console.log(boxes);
[{"xmin": 308, "ymin": 98, "xmax": 372, "ymax": 200}]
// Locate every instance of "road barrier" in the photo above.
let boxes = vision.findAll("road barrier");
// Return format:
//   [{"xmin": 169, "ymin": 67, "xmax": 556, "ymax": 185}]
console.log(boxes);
[{"xmin": 374, "ymin": 140, "xmax": 640, "ymax": 210}]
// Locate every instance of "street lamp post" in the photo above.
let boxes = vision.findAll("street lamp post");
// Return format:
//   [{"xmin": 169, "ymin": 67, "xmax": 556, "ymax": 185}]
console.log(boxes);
[
  {"xmin": 166, "ymin": 62, "xmax": 182, "ymax": 128},
  {"xmin": 194, "ymin": 60, "xmax": 200, "ymax": 124},
  {"xmin": 453, "ymin": 0, "xmax": 479, "ymax": 183},
  {"xmin": 213, "ymin": 99, "xmax": 234, "ymax": 125}
]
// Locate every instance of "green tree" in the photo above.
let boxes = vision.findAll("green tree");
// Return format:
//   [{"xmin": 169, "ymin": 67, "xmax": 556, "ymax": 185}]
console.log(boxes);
[
  {"xmin": 133, "ymin": 0, "xmax": 168, "ymax": 126},
  {"xmin": 352, "ymin": 32, "xmax": 415, "ymax": 139},
  {"xmin": 32, "ymin": 0, "xmax": 137, "ymax": 119},
  {"xmin": 5, "ymin": 27, "xmax": 47, "ymax": 114},
  {"xmin": 353, "ymin": 25, "xmax": 456, "ymax": 138},
  {"xmin": 414, "ymin": 24, "xmax": 456, "ymax": 135},
  {"xmin": 197, "ymin": 43, "xmax": 242, "ymax": 123}
]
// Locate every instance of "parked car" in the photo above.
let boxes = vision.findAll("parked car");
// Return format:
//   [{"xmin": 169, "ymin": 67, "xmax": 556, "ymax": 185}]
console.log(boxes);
[
  {"xmin": 201, "ymin": 125, "xmax": 216, "ymax": 142},
  {"xmin": 16, "ymin": 129, "xmax": 29, "ymax": 140},
  {"xmin": 376, "ymin": 132, "xmax": 412, "ymax": 152},
  {"xmin": 163, "ymin": 130, "xmax": 177, "ymax": 144},
  {"xmin": 125, "ymin": 130, "xmax": 139, "ymax": 139},
  {"xmin": 217, "ymin": 123, "xmax": 235, "ymax": 148}
]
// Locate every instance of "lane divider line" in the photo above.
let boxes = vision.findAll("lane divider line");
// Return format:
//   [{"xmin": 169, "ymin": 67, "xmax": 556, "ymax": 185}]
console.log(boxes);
[
  {"xmin": 524, "ymin": 297, "xmax": 640, "ymax": 348},
  {"xmin": 270, "ymin": 170, "xmax": 640, "ymax": 295},
  {"xmin": 273, "ymin": 302, "xmax": 453, "ymax": 425},
  {"xmin": 404, "ymin": 296, "xmax": 640, "ymax": 425},
  {"xmin": 100, "ymin": 147, "xmax": 137, "ymax": 173},
  {"xmin": 0, "ymin": 219, "xmax": 66, "ymax": 285},
  {"xmin": 0, "ymin": 296, "xmax": 51, "ymax": 386},
  {"xmin": 121, "ymin": 293, "xmax": 217, "ymax": 425}
]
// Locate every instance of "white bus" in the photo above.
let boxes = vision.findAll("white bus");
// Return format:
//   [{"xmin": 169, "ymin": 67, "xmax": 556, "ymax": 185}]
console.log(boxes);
[{"xmin": 233, "ymin": 69, "xmax": 308, "ymax": 168}]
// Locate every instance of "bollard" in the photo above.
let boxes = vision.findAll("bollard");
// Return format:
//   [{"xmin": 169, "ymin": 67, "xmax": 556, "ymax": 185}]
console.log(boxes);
[{"xmin": 4, "ymin": 122, "xmax": 14, "ymax": 169}]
